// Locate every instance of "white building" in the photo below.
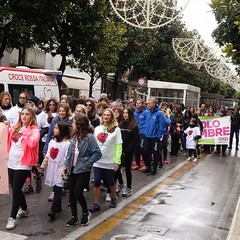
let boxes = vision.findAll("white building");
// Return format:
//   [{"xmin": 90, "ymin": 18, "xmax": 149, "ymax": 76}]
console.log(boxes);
[
  {"xmin": 0, "ymin": 48, "xmax": 102, "ymax": 99},
  {"xmin": 146, "ymin": 80, "xmax": 200, "ymax": 107}
]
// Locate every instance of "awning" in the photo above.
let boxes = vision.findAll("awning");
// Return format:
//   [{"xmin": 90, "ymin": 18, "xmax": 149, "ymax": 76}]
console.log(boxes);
[{"xmin": 62, "ymin": 75, "xmax": 89, "ymax": 90}]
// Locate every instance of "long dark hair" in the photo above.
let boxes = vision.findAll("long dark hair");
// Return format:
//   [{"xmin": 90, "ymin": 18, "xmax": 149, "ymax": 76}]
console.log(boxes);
[
  {"xmin": 73, "ymin": 113, "xmax": 94, "ymax": 138},
  {"xmin": 120, "ymin": 106, "xmax": 138, "ymax": 131},
  {"xmin": 55, "ymin": 122, "xmax": 71, "ymax": 142}
]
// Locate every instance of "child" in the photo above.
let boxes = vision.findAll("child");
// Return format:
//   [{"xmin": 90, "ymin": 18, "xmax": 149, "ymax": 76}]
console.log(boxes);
[
  {"xmin": 184, "ymin": 118, "xmax": 201, "ymax": 163},
  {"xmin": 40, "ymin": 122, "xmax": 71, "ymax": 220},
  {"xmin": 65, "ymin": 114, "xmax": 102, "ymax": 227}
]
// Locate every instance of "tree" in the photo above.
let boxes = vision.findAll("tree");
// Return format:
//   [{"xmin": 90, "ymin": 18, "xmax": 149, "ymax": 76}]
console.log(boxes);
[
  {"xmin": 210, "ymin": 0, "xmax": 240, "ymax": 66},
  {"xmin": 68, "ymin": 16, "xmax": 127, "ymax": 97}
]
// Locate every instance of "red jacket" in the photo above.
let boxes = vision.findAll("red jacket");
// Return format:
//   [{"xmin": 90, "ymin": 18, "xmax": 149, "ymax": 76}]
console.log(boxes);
[{"xmin": 8, "ymin": 125, "xmax": 40, "ymax": 166}]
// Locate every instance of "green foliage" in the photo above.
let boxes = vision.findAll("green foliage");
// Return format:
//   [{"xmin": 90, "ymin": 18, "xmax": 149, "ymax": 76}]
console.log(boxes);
[{"xmin": 210, "ymin": 0, "xmax": 240, "ymax": 66}]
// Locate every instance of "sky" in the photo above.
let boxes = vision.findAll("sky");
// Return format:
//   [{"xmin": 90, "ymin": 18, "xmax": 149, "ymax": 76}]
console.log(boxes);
[{"xmin": 181, "ymin": 0, "xmax": 218, "ymax": 41}]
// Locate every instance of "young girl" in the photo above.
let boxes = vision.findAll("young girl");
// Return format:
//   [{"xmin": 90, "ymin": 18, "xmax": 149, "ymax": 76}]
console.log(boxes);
[
  {"xmin": 40, "ymin": 122, "xmax": 71, "ymax": 220},
  {"xmin": 65, "ymin": 114, "xmax": 102, "ymax": 226},
  {"xmin": 119, "ymin": 107, "xmax": 139, "ymax": 197},
  {"xmin": 184, "ymin": 118, "xmax": 201, "ymax": 163}
]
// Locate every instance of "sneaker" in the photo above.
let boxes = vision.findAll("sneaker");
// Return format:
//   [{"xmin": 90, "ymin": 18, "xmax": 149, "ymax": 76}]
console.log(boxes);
[
  {"xmin": 35, "ymin": 178, "xmax": 42, "ymax": 193},
  {"xmin": 48, "ymin": 210, "xmax": 56, "ymax": 220},
  {"xmin": 139, "ymin": 165, "xmax": 147, "ymax": 171},
  {"xmin": 88, "ymin": 203, "xmax": 100, "ymax": 213},
  {"xmin": 106, "ymin": 193, "xmax": 111, "ymax": 202},
  {"xmin": 24, "ymin": 185, "xmax": 34, "ymax": 194},
  {"xmin": 122, "ymin": 188, "xmax": 133, "ymax": 197},
  {"xmin": 193, "ymin": 158, "xmax": 198, "ymax": 163},
  {"xmin": 81, "ymin": 211, "xmax": 91, "ymax": 226},
  {"xmin": 158, "ymin": 165, "xmax": 164, "ymax": 170},
  {"xmin": 16, "ymin": 208, "xmax": 29, "ymax": 219},
  {"xmin": 116, "ymin": 183, "xmax": 124, "ymax": 193},
  {"xmin": 66, "ymin": 216, "xmax": 78, "ymax": 227},
  {"xmin": 48, "ymin": 192, "xmax": 54, "ymax": 202},
  {"xmin": 6, "ymin": 217, "xmax": 16, "ymax": 230},
  {"xmin": 132, "ymin": 165, "xmax": 141, "ymax": 170},
  {"xmin": 110, "ymin": 196, "xmax": 118, "ymax": 208},
  {"xmin": 186, "ymin": 157, "xmax": 192, "ymax": 161},
  {"xmin": 141, "ymin": 168, "xmax": 151, "ymax": 173},
  {"xmin": 148, "ymin": 169, "xmax": 157, "ymax": 175}
]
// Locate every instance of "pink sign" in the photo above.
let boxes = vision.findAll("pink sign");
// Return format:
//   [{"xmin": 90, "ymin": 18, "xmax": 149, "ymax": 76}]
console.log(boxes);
[{"xmin": 0, "ymin": 123, "xmax": 9, "ymax": 194}]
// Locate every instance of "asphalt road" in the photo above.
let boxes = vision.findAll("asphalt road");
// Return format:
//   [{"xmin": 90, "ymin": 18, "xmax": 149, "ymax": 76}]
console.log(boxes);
[{"xmin": 0, "ymin": 147, "xmax": 240, "ymax": 240}]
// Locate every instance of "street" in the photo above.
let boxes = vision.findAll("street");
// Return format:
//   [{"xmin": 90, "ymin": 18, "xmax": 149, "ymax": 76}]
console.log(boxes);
[{"xmin": 0, "ymin": 148, "xmax": 240, "ymax": 240}]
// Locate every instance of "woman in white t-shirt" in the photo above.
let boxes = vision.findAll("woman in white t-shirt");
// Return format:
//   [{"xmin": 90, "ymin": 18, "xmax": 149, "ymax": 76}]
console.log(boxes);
[
  {"xmin": 6, "ymin": 106, "xmax": 40, "ymax": 230},
  {"xmin": 89, "ymin": 108, "xmax": 123, "ymax": 213}
]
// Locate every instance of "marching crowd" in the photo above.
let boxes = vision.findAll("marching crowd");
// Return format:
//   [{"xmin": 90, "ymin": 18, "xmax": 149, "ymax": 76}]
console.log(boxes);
[{"xmin": 1, "ymin": 90, "xmax": 239, "ymax": 230}]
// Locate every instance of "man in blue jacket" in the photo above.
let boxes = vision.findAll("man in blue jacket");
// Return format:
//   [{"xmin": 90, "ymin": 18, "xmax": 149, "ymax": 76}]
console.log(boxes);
[
  {"xmin": 143, "ymin": 98, "xmax": 170, "ymax": 175},
  {"xmin": 133, "ymin": 98, "xmax": 147, "ymax": 170}
]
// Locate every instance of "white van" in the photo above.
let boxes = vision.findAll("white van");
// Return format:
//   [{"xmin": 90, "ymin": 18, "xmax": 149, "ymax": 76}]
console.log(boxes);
[{"xmin": 0, "ymin": 66, "xmax": 61, "ymax": 104}]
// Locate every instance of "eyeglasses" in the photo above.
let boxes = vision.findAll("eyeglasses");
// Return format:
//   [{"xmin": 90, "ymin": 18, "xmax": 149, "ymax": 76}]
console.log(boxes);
[
  {"xmin": 19, "ymin": 97, "xmax": 27, "ymax": 99},
  {"xmin": 86, "ymin": 104, "xmax": 92, "ymax": 107}
]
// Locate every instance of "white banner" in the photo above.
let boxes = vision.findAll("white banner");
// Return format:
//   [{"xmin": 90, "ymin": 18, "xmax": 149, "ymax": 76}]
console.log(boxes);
[{"xmin": 198, "ymin": 116, "xmax": 231, "ymax": 145}]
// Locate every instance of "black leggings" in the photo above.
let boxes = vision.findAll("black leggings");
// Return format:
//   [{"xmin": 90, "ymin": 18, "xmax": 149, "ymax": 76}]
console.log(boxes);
[
  {"xmin": 123, "ymin": 152, "xmax": 134, "ymax": 189},
  {"xmin": 68, "ymin": 170, "xmax": 91, "ymax": 217},
  {"xmin": 8, "ymin": 168, "xmax": 30, "ymax": 219}
]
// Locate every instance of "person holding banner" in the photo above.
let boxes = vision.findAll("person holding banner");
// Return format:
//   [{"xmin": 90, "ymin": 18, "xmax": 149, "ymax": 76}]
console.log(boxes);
[
  {"xmin": 6, "ymin": 106, "xmax": 40, "ymax": 230},
  {"xmin": 215, "ymin": 108, "xmax": 228, "ymax": 157}
]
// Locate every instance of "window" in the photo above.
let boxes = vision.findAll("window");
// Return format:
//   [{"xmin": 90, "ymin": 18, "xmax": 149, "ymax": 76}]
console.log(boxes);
[
  {"xmin": 0, "ymin": 84, "xmax": 4, "ymax": 93},
  {"xmin": 8, "ymin": 84, "xmax": 34, "ymax": 105}
]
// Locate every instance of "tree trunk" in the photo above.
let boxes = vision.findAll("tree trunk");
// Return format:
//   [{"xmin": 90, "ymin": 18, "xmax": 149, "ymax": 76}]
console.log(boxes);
[
  {"xmin": 112, "ymin": 70, "xmax": 120, "ymax": 100},
  {"xmin": 0, "ymin": 36, "xmax": 8, "ymax": 60},
  {"xmin": 58, "ymin": 55, "xmax": 66, "ymax": 94},
  {"xmin": 89, "ymin": 76, "xmax": 94, "ymax": 98}
]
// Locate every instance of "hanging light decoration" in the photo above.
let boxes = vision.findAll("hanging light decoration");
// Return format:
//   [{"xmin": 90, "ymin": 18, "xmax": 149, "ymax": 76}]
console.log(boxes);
[{"xmin": 109, "ymin": 0, "xmax": 190, "ymax": 29}]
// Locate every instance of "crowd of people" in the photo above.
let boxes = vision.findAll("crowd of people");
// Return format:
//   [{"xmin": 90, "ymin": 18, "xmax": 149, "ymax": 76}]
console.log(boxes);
[{"xmin": 1, "ymin": 90, "xmax": 239, "ymax": 230}]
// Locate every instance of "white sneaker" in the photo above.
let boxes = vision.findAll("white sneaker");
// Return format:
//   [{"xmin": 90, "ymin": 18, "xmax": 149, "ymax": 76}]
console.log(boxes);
[
  {"xmin": 105, "ymin": 193, "xmax": 111, "ymax": 202},
  {"xmin": 6, "ymin": 217, "xmax": 16, "ymax": 230},
  {"xmin": 116, "ymin": 184, "xmax": 124, "ymax": 193},
  {"xmin": 193, "ymin": 158, "xmax": 198, "ymax": 163},
  {"xmin": 122, "ymin": 188, "xmax": 133, "ymax": 197},
  {"xmin": 186, "ymin": 157, "xmax": 192, "ymax": 161},
  {"xmin": 16, "ymin": 208, "xmax": 29, "ymax": 218}
]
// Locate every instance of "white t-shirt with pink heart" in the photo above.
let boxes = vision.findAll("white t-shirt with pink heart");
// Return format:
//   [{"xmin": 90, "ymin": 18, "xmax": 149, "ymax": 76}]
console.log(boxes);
[
  {"xmin": 44, "ymin": 139, "xmax": 71, "ymax": 187},
  {"xmin": 184, "ymin": 126, "xmax": 201, "ymax": 149},
  {"xmin": 94, "ymin": 125, "xmax": 123, "ymax": 170}
]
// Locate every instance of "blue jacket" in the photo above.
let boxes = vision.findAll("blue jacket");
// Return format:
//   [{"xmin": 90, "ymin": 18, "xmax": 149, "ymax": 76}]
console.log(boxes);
[
  {"xmin": 134, "ymin": 106, "xmax": 147, "ymax": 135},
  {"xmin": 161, "ymin": 115, "xmax": 171, "ymax": 135},
  {"xmin": 144, "ymin": 107, "xmax": 168, "ymax": 138},
  {"xmin": 65, "ymin": 133, "xmax": 102, "ymax": 174}
]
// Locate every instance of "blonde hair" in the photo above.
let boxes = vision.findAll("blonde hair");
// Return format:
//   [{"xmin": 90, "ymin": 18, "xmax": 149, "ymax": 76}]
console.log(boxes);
[
  {"xmin": 75, "ymin": 104, "xmax": 87, "ymax": 115},
  {"xmin": 0, "ymin": 91, "xmax": 13, "ymax": 106},
  {"xmin": 100, "ymin": 108, "xmax": 118, "ymax": 133},
  {"xmin": 13, "ymin": 106, "xmax": 38, "ymax": 133}
]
